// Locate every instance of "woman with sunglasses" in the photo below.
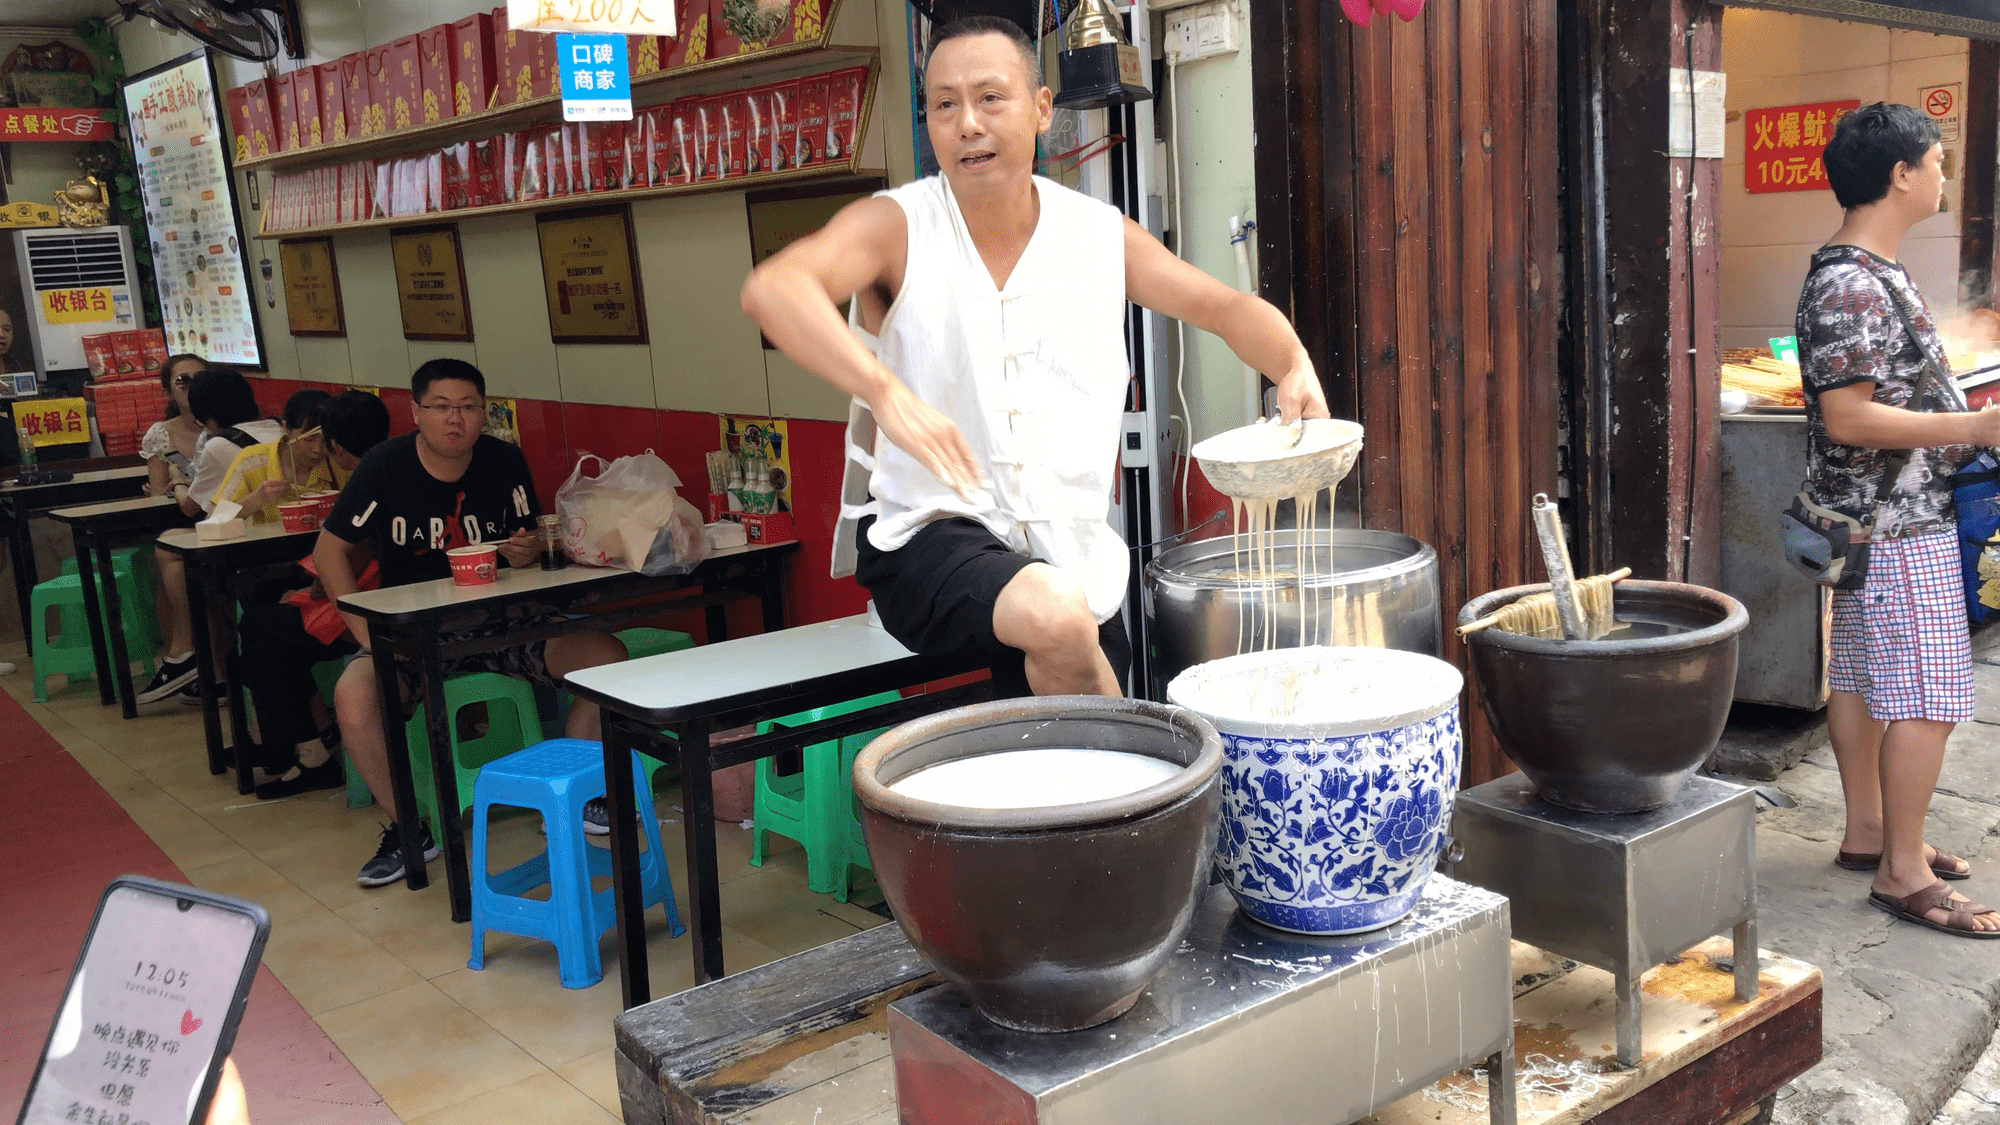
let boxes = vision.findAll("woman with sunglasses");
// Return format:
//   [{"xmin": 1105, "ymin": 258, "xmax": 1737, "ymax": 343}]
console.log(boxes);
[{"xmin": 139, "ymin": 354, "xmax": 208, "ymax": 501}]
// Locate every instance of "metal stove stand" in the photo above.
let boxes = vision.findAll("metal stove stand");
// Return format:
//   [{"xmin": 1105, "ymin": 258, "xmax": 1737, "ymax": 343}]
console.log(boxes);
[
  {"xmin": 890, "ymin": 876, "xmax": 1517, "ymax": 1125},
  {"xmin": 1449, "ymin": 772, "xmax": 1759, "ymax": 1067}
]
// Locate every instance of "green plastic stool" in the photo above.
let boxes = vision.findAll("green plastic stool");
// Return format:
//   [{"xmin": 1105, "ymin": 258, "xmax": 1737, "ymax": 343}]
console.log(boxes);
[
  {"xmin": 405, "ymin": 672, "xmax": 546, "ymax": 830},
  {"xmin": 615, "ymin": 626, "xmax": 694, "ymax": 660},
  {"xmin": 750, "ymin": 691, "xmax": 901, "ymax": 895},
  {"xmin": 61, "ymin": 546, "xmax": 162, "ymax": 657},
  {"xmin": 311, "ymin": 658, "xmax": 372, "ymax": 810},
  {"xmin": 832, "ymin": 727, "xmax": 890, "ymax": 903},
  {"xmin": 614, "ymin": 628, "xmax": 694, "ymax": 788},
  {"xmin": 30, "ymin": 574, "xmax": 157, "ymax": 703}
]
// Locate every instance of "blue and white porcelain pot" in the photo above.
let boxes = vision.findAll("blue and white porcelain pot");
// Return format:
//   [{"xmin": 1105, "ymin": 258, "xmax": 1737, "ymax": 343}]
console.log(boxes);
[{"xmin": 1167, "ymin": 645, "xmax": 1463, "ymax": 936}]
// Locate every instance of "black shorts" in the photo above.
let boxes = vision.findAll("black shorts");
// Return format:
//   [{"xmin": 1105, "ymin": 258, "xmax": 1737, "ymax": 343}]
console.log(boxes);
[{"xmin": 853, "ymin": 515, "xmax": 1131, "ymax": 698}]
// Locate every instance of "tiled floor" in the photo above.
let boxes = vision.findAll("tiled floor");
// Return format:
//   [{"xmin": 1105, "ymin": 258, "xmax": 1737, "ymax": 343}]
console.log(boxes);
[{"xmin": 1, "ymin": 638, "xmax": 890, "ymax": 1124}]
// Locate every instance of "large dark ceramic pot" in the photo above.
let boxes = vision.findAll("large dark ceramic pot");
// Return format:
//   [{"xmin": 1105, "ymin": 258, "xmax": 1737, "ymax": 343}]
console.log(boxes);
[
  {"xmin": 851, "ymin": 696, "xmax": 1223, "ymax": 1033},
  {"xmin": 1459, "ymin": 580, "xmax": 1748, "ymax": 813}
]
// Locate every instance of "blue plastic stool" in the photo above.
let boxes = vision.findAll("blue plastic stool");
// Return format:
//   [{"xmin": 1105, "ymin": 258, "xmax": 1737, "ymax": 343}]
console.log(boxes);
[{"xmin": 468, "ymin": 738, "xmax": 684, "ymax": 988}]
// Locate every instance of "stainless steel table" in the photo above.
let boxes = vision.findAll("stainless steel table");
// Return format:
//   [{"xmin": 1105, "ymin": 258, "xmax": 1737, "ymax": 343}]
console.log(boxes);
[
  {"xmin": 48, "ymin": 496, "xmax": 189, "ymax": 717},
  {"xmin": 566, "ymin": 614, "xmax": 990, "ymax": 1009},
  {"xmin": 337, "ymin": 540, "xmax": 799, "ymax": 925},
  {"xmin": 1448, "ymin": 772, "xmax": 1758, "ymax": 1067},
  {"xmin": 155, "ymin": 522, "xmax": 318, "ymax": 793},
  {"xmin": 1, "ymin": 464, "xmax": 149, "ymax": 632}
]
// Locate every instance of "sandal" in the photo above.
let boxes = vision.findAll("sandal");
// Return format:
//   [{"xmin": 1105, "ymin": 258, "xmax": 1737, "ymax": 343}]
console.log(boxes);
[
  {"xmin": 1835, "ymin": 847, "xmax": 1971, "ymax": 880},
  {"xmin": 1868, "ymin": 881, "xmax": 2000, "ymax": 938}
]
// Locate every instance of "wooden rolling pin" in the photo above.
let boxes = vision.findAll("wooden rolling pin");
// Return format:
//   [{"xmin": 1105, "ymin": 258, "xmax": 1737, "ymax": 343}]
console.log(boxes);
[{"xmin": 1456, "ymin": 568, "xmax": 1634, "ymax": 637}]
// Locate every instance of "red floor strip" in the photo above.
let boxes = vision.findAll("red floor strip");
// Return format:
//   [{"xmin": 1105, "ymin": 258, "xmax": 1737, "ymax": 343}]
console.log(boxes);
[{"xmin": 0, "ymin": 690, "xmax": 400, "ymax": 1124}]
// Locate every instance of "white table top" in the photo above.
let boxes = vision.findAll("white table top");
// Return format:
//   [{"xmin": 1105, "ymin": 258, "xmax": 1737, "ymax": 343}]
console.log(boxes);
[
  {"xmin": 564, "ymin": 613, "xmax": 919, "ymax": 719},
  {"xmin": 1, "ymin": 465, "xmax": 148, "ymax": 491},
  {"xmin": 337, "ymin": 540, "xmax": 789, "ymax": 622},
  {"xmin": 50, "ymin": 494, "xmax": 178, "ymax": 520},
  {"xmin": 157, "ymin": 519, "xmax": 314, "ymax": 553}
]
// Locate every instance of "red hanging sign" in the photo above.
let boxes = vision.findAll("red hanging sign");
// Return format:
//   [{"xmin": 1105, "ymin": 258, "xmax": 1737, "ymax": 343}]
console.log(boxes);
[
  {"xmin": 1744, "ymin": 100, "xmax": 1859, "ymax": 194},
  {"xmin": 0, "ymin": 107, "xmax": 115, "ymax": 142}
]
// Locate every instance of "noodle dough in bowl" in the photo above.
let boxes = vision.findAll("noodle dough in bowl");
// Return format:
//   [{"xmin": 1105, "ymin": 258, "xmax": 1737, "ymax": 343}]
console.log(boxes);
[
  {"xmin": 1192, "ymin": 418, "xmax": 1364, "ymax": 500},
  {"xmin": 1168, "ymin": 646, "xmax": 1463, "ymax": 935}
]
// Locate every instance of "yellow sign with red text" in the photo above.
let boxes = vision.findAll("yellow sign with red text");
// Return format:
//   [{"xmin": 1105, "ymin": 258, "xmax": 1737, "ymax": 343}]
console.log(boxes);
[
  {"xmin": 39, "ymin": 287, "xmax": 116, "ymax": 324},
  {"xmin": 18, "ymin": 398, "xmax": 91, "ymax": 447}
]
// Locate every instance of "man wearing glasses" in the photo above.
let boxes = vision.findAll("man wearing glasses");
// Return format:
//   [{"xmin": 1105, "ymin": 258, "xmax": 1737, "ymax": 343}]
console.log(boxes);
[{"xmin": 314, "ymin": 359, "xmax": 628, "ymax": 887}]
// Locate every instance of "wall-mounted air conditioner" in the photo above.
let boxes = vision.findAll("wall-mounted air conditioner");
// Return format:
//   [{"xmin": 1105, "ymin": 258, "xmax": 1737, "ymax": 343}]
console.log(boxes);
[{"xmin": 13, "ymin": 226, "xmax": 141, "ymax": 385}]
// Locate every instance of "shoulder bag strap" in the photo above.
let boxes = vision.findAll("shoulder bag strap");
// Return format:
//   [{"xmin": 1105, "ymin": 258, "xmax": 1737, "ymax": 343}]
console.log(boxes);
[{"xmin": 1862, "ymin": 273, "xmax": 1940, "ymax": 529}]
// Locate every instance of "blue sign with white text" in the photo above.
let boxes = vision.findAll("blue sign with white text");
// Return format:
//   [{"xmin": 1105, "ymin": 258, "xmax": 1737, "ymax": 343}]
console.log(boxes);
[{"xmin": 557, "ymin": 33, "xmax": 632, "ymax": 122}]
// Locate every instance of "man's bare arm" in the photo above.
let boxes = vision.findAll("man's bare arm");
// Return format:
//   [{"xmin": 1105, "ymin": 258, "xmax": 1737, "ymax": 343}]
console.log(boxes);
[
  {"xmin": 1820, "ymin": 382, "xmax": 2000, "ymax": 449},
  {"xmin": 313, "ymin": 528, "xmax": 373, "ymax": 652},
  {"xmin": 1122, "ymin": 217, "xmax": 1330, "ymax": 422},
  {"xmin": 740, "ymin": 196, "xmax": 979, "ymax": 497}
]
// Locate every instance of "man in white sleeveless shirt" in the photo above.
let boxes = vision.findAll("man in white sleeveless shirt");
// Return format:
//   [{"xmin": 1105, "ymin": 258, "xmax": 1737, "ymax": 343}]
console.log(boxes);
[{"xmin": 742, "ymin": 16, "xmax": 1328, "ymax": 697}]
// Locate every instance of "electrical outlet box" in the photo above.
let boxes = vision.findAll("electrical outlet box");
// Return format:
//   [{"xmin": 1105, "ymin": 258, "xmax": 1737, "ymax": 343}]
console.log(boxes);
[
  {"xmin": 1121, "ymin": 411, "xmax": 1153, "ymax": 468},
  {"xmin": 1164, "ymin": 1, "xmax": 1238, "ymax": 63}
]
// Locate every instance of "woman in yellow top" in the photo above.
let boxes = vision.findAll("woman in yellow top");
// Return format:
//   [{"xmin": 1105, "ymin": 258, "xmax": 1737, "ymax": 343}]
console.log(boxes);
[{"xmin": 210, "ymin": 388, "xmax": 343, "ymax": 521}]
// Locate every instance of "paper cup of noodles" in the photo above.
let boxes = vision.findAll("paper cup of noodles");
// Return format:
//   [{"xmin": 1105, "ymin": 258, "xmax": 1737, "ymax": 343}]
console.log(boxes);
[
  {"xmin": 304, "ymin": 491, "xmax": 339, "ymax": 521},
  {"xmin": 277, "ymin": 500, "xmax": 322, "ymax": 534},
  {"xmin": 447, "ymin": 544, "xmax": 499, "ymax": 587}
]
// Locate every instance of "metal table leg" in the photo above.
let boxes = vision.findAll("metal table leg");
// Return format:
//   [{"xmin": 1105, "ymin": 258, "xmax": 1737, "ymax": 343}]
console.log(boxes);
[
  {"xmin": 95, "ymin": 534, "xmax": 140, "ymax": 719},
  {"xmin": 5, "ymin": 498, "xmax": 33, "ymax": 634},
  {"xmin": 1733, "ymin": 916, "xmax": 1760, "ymax": 1002},
  {"xmin": 418, "ymin": 624, "xmax": 471, "ymax": 922},
  {"xmin": 604, "ymin": 714, "xmax": 652, "ymax": 1010},
  {"xmin": 70, "ymin": 526, "xmax": 116, "ymax": 706},
  {"xmin": 184, "ymin": 561, "xmax": 226, "ymax": 776},
  {"xmin": 368, "ymin": 640, "xmax": 432, "ymax": 893},
  {"xmin": 703, "ymin": 583, "xmax": 729, "ymax": 644},
  {"xmin": 1613, "ymin": 970, "xmax": 1643, "ymax": 1068},
  {"xmin": 678, "ymin": 716, "xmax": 724, "ymax": 986},
  {"xmin": 757, "ymin": 557, "xmax": 784, "ymax": 633}
]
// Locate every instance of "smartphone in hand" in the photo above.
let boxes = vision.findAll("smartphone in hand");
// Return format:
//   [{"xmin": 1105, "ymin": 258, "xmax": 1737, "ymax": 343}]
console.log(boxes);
[{"xmin": 16, "ymin": 876, "xmax": 270, "ymax": 1125}]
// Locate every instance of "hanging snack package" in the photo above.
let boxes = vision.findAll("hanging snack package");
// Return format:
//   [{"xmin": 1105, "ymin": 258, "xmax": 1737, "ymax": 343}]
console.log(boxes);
[
  {"xmin": 466, "ymin": 135, "xmax": 503, "ymax": 207},
  {"xmin": 694, "ymin": 97, "xmax": 719, "ymax": 182},
  {"xmin": 744, "ymin": 87, "xmax": 770, "ymax": 175},
  {"xmin": 224, "ymin": 85, "xmax": 255, "ymax": 161},
  {"xmin": 770, "ymin": 81, "xmax": 797, "ymax": 172},
  {"xmin": 718, "ymin": 95, "xmax": 747, "ymax": 178},
  {"xmin": 291, "ymin": 65, "xmax": 321, "ymax": 147},
  {"xmin": 667, "ymin": 103, "xmax": 695, "ymax": 184},
  {"xmin": 826, "ymin": 66, "xmax": 865, "ymax": 164},
  {"xmin": 665, "ymin": 0, "xmax": 711, "ymax": 68},
  {"xmin": 797, "ymin": 74, "xmax": 828, "ymax": 167}
]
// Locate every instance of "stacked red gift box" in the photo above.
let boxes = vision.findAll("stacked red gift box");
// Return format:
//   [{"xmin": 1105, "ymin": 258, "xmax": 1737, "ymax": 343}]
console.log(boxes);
[
  {"xmin": 224, "ymin": 1, "xmax": 837, "ymax": 163},
  {"xmin": 259, "ymin": 64, "xmax": 868, "ymax": 231},
  {"xmin": 82, "ymin": 329, "xmax": 170, "ymax": 456}
]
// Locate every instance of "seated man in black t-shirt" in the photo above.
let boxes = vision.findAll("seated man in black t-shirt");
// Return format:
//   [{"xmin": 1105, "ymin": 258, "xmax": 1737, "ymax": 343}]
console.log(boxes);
[{"xmin": 317, "ymin": 359, "xmax": 628, "ymax": 887}]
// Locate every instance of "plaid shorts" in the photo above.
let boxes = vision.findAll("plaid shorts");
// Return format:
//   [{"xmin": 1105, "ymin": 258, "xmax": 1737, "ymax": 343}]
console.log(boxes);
[{"xmin": 1829, "ymin": 530, "xmax": 1974, "ymax": 723}]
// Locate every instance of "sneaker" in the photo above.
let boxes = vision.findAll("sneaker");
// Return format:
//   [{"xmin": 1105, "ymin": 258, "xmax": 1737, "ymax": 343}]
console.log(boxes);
[
  {"xmin": 540, "ymin": 796, "xmax": 612, "ymax": 837},
  {"xmin": 254, "ymin": 759, "xmax": 345, "ymax": 800},
  {"xmin": 176, "ymin": 678, "xmax": 213, "ymax": 706},
  {"xmin": 356, "ymin": 822, "xmax": 439, "ymax": 888},
  {"xmin": 135, "ymin": 655, "xmax": 198, "ymax": 704}
]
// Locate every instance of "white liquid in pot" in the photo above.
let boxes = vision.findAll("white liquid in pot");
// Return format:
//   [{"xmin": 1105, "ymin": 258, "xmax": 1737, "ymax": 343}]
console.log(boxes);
[{"xmin": 889, "ymin": 748, "xmax": 1182, "ymax": 809}]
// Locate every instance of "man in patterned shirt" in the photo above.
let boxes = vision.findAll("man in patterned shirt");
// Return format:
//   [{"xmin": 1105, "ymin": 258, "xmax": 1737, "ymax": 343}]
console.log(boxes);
[{"xmin": 1801, "ymin": 103, "xmax": 2000, "ymax": 938}]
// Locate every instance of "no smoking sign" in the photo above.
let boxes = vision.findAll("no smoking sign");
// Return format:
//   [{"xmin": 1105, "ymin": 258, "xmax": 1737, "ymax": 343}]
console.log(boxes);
[{"xmin": 1922, "ymin": 82, "xmax": 1962, "ymax": 143}]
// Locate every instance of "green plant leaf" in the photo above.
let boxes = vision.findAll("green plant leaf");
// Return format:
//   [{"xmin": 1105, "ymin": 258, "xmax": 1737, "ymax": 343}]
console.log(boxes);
[{"xmin": 114, "ymin": 173, "xmax": 135, "ymax": 191}]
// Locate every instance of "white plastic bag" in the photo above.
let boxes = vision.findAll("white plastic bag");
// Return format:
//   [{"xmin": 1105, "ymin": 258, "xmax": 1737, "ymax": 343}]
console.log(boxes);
[{"xmin": 555, "ymin": 451, "xmax": 711, "ymax": 576}]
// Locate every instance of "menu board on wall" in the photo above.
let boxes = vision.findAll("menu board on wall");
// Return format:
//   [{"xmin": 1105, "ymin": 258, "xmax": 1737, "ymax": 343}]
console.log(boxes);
[{"xmin": 122, "ymin": 49, "xmax": 264, "ymax": 368}]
